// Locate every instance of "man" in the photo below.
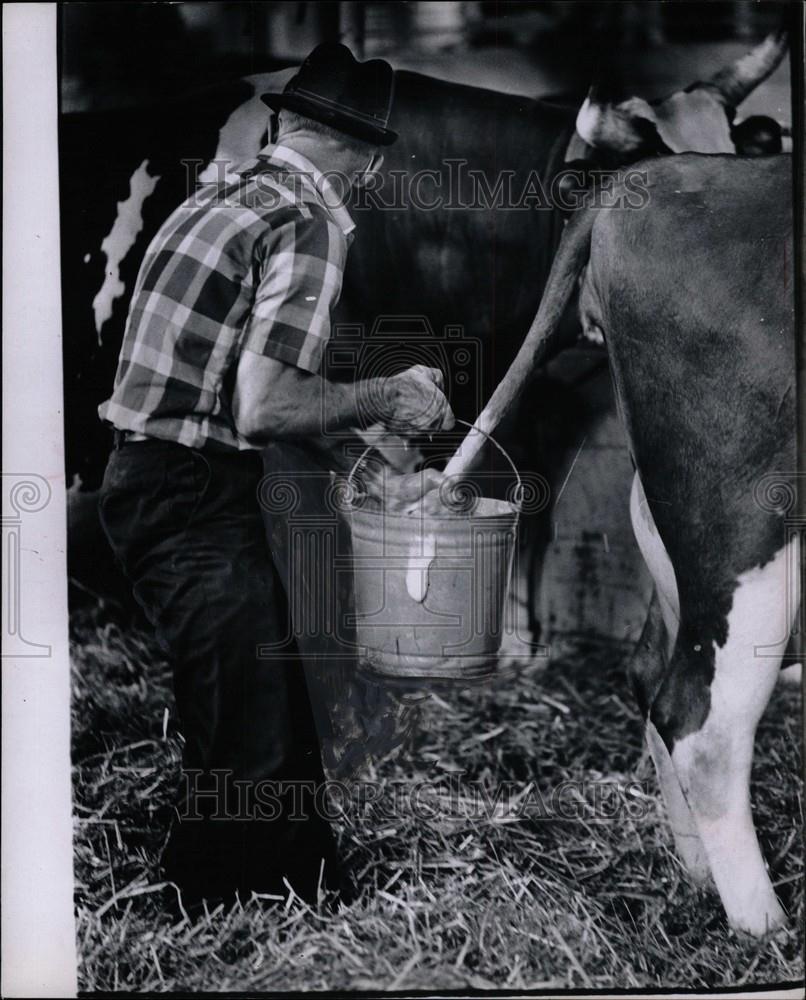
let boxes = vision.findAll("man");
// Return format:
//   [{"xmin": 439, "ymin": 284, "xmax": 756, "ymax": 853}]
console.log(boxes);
[{"xmin": 98, "ymin": 43, "xmax": 453, "ymax": 909}]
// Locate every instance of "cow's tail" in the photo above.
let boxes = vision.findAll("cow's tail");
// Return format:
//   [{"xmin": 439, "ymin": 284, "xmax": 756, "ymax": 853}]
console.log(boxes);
[
  {"xmin": 445, "ymin": 208, "xmax": 595, "ymax": 476},
  {"xmin": 509, "ymin": 205, "xmax": 596, "ymax": 381}
]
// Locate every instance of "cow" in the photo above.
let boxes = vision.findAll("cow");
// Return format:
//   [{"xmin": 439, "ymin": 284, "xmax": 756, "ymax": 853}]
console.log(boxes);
[
  {"xmin": 482, "ymin": 152, "xmax": 797, "ymax": 935},
  {"xmin": 60, "ymin": 30, "xmax": 788, "ymax": 489}
]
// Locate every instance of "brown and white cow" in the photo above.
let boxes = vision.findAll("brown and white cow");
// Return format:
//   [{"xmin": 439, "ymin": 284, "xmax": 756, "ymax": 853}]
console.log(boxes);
[{"xmin": 478, "ymin": 152, "xmax": 797, "ymax": 935}]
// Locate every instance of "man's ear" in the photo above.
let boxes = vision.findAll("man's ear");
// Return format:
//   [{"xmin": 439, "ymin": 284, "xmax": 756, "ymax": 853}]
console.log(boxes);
[{"xmin": 269, "ymin": 112, "xmax": 279, "ymax": 145}]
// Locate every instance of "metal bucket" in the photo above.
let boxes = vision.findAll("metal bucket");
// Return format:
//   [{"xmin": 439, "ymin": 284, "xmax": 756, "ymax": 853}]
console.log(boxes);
[{"xmin": 347, "ymin": 422, "xmax": 521, "ymax": 684}]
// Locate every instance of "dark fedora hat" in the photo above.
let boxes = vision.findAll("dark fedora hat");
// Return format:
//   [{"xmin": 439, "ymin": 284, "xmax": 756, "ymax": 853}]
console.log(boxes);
[{"xmin": 261, "ymin": 42, "xmax": 397, "ymax": 146}]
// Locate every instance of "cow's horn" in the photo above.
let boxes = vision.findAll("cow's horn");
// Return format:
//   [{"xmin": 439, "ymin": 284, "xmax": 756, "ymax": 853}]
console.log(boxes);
[
  {"xmin": 575, "ymin": 92, "xmax": 651, "ymax": 154},
  {"xmin": 707, "ymin": 30, "xmax": 788, "ymax": 107}
]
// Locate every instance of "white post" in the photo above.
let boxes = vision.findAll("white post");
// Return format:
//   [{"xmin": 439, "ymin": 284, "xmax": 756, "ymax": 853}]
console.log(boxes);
[{"xmin": 2, "ymin": 4, "xmax": 77, "ymax": 996}]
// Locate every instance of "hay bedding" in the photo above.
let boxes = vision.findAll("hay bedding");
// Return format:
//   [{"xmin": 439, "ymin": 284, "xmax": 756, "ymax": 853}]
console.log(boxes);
[{"xmin": 71, "ymin": 603, "xmax": 803, "ymax": 992}]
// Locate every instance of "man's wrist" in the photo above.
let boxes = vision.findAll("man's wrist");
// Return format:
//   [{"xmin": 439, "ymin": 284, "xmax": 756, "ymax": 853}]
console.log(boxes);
[{"xmin": 356, "ymin": 376, "xmax": 395, "ymax": 428}]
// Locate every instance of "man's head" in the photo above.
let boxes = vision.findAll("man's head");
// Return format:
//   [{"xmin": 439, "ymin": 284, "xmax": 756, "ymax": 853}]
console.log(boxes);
[
  {"xmin": 275, "ymin": 108, "xmax": 383, "ymax": 183},
  {"xmin": 261, "ymin": 43, "xmax": 395, "ymax": 183}
]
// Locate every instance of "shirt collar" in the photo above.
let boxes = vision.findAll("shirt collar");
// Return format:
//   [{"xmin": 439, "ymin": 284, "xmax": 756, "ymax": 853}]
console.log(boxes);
[{"xmin": 240, "ymin": 143, "xmax": 356, "ymax": 238}]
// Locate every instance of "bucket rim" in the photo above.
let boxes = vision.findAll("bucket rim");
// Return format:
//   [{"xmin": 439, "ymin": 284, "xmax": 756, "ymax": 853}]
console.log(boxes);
[{"xmin": 348, "ymin": 500, "xmax": 520, "ymax": 522}]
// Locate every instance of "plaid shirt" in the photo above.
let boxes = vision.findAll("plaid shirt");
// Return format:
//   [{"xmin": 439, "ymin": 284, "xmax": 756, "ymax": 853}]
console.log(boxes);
[{"xmin": 99, "ymin": 144, "xmax": 355, "ymax": 451}]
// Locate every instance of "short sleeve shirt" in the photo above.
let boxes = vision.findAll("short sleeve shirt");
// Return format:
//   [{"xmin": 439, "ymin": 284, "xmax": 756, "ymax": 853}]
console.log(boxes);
[{"xmin": 98, "ymin": 144, "xmax": 355, "ymax": 451}]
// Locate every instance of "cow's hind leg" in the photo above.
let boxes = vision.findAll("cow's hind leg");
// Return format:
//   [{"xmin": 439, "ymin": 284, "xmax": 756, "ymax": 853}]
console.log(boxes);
[
  {"xmin": 629, "ymin": 475, "xmax": 710, "ymax": 882},
  {"xmin": 652, "ymin": 536, "xmax": 798, "ymax": 935}
]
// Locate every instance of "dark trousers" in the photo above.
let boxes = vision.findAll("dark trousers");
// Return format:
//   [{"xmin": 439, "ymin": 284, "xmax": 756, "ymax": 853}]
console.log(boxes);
[{"xmin": 99, "ymin": 439, "xmax": 340, "ymax": 902}]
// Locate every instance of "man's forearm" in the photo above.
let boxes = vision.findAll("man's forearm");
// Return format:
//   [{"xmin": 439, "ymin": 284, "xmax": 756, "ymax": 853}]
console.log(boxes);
[
  {"xmin": 233, "ymin": 349, "xmax": 450, "ymax": 446},
  {"xmin": 234, "ymin": 360, "xmax": 389, "ymax": 445},
  {"xmin": 323, "ymin": 376, "xmax": 391, "ymax": 434},
  {"xmin": 265, "ymin": 372, "xmax": 389, "ymax": 437}
]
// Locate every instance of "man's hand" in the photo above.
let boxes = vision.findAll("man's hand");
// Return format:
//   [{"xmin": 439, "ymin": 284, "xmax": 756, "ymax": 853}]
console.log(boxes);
[{"xmin": 374, "ymin": 365, "xmax": 455, "ymax": 435}]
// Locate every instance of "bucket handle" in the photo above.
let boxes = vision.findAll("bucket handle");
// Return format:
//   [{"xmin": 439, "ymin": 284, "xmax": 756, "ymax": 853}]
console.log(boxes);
[{"xmin": 346, "ymin": 418, "xmax": 523, "ymax": 510}]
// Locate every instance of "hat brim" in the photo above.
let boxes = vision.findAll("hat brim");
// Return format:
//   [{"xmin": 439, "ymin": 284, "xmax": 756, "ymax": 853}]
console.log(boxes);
[{"xmin": 261, "ymin": 91, "xmax": 398, "ymax": 146}]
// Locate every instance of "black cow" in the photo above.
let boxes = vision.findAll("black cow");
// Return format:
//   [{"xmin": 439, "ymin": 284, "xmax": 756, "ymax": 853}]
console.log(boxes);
[{"xmin": 488, "ymin": 153, "xmax": 796, "ymax": 935}]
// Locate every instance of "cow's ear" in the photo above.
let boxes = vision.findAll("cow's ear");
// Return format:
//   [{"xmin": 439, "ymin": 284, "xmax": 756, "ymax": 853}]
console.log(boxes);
[{"xmin": 647, "ymin": 88, "xmax": 735, "ymax": 154}]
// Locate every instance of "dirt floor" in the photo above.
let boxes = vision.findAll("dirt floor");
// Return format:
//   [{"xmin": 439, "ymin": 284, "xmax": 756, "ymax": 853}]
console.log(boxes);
[{"xmin": 71, "ymin": 601, "xmax": 803, "ymax": 993}]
